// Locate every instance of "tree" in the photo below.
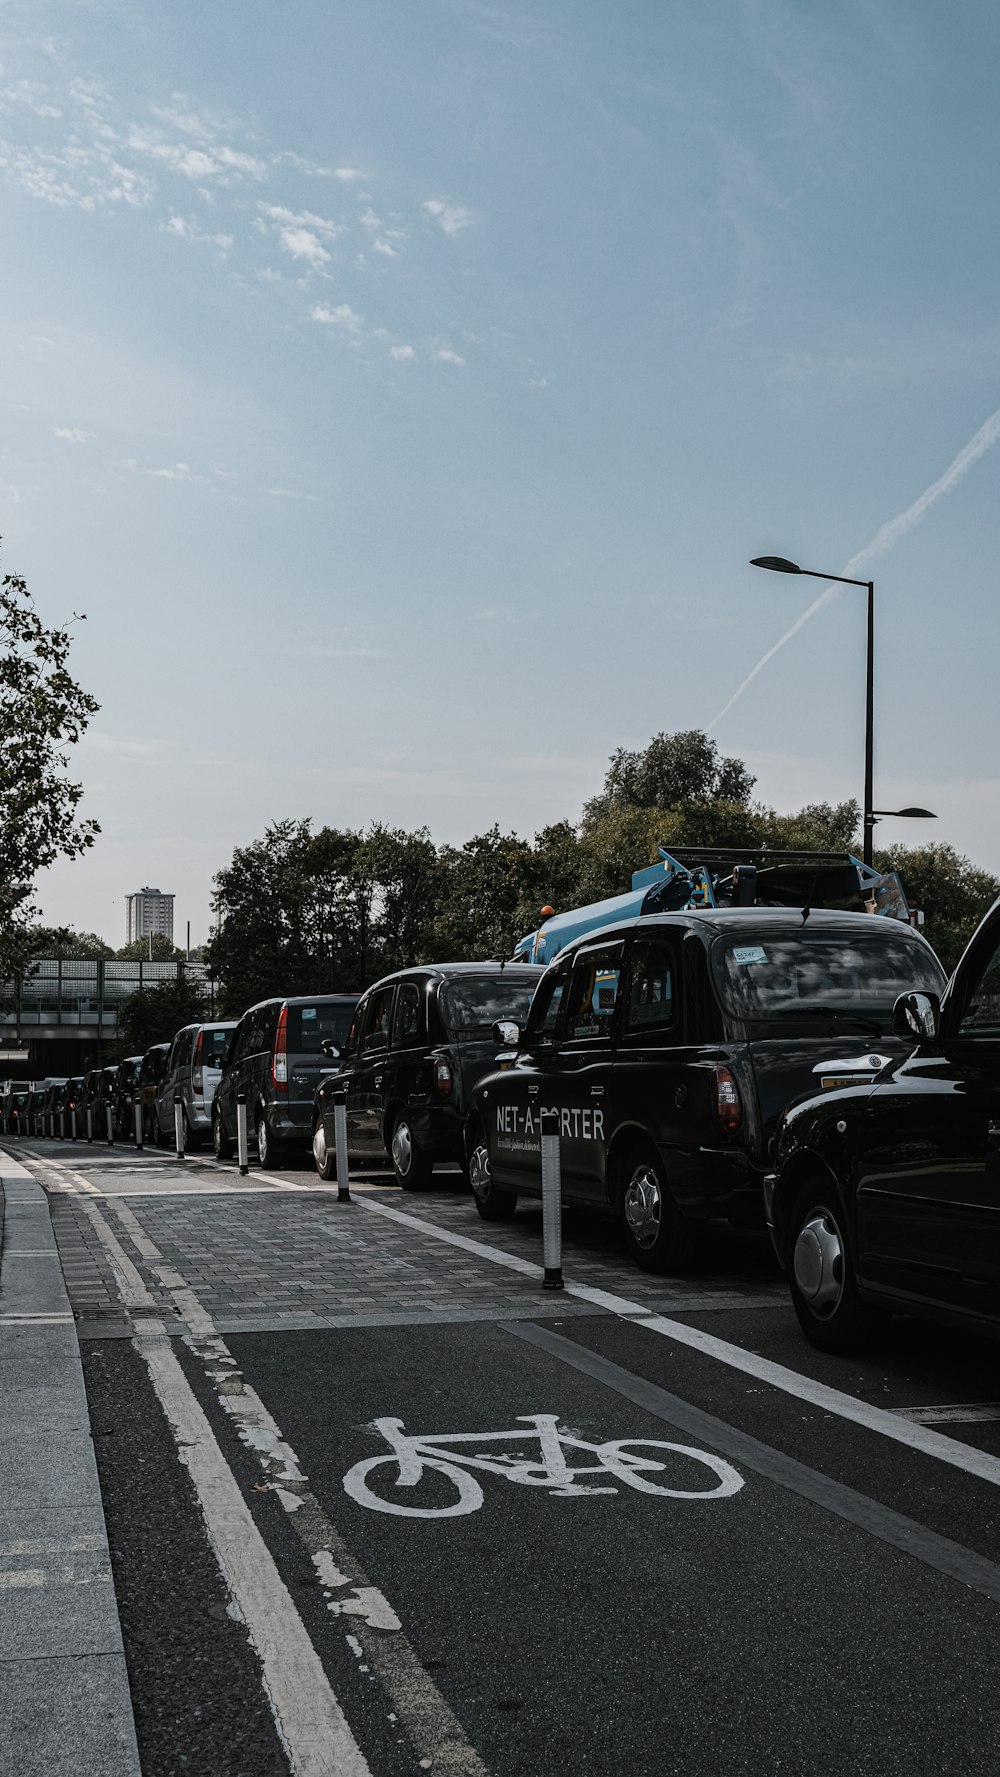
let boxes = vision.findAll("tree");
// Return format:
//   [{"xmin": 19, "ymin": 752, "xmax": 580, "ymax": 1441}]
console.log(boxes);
[
  {"xmin": 583, "ymin": 730, "xmax": 755, "ymax": 828},
  {"xmin": 118, "ymin": 935, "xmax": 181, "ymax": 961},
  {"xmin": 432, "ymin": 827, "xmax": 538, "ymax": 960},
  {"xmin": 353, "ymin": 824, "xmax": 442, "ymax": 972},
  {"xmin": 873, "ymin": 842, "xmax": 1000, "ymax": 973},
  {"xmin": 0, "ymin": 551, "xmax": 99, "ymax": 978},
  {"xmin": 118, "ymin": 975, "xmax": 209, "ymax": 1057},
  {"xmin": 25, "ymin": 925, "xmax": 114, "ymax": 960}
]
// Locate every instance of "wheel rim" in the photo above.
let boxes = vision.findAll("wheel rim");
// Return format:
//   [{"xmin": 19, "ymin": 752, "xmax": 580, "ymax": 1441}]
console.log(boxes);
[
  {"xmin": 213, "ymin": 1116, "xmax": 222, "ymax": 1156},
  {"xmin": 623, "ymin": 1164, "xmax": 662, "ymax": 1251},
  {"xmin": 391, "ymin": 1119, "xmax": 413, "ymax": 1177},
  {"xmin": 469, "ymin": 1143, "xmax": 491, "ymax": 1201},
  {"xmin": 793, "ymin": 1207, "xmax": 845, "ymax": 1319},
  {"xmin": 313, "ymin": 1120, "xmax": 327, "ymax": 1167},
  {"xmin": 258, "ymin": 1121, "xmax": 268, "ymax": 1164}
]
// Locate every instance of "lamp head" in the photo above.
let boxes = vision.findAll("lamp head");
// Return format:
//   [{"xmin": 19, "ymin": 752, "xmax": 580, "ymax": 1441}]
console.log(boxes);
[{"xmin": 750, "ymin": 556, "xmax": 802, "ymax": 574}]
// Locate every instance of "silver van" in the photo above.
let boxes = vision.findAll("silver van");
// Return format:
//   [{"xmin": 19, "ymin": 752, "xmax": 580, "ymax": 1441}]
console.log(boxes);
[{"xmin": 153, "ymin": 1021, "xmax": 236, "ymax": 1149}]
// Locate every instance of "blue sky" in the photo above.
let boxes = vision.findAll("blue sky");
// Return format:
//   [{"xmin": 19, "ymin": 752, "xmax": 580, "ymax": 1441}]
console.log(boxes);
[{"xmin": 3, "ymin": 0, "xmax": 1000, "ymax": 945}]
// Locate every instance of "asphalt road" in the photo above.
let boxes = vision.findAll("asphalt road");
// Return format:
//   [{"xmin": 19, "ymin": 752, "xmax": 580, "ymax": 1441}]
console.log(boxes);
[{"xmin": 10, "ymin": 1131, "xmax": 1000, "ymax": 1775}]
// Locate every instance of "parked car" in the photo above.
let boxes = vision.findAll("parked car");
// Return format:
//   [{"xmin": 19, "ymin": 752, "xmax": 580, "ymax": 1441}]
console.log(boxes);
[
  {"xmin": 114, "ymin": 1056, "xmax": 143, "ymax": 1139},
  {"xmin": 78, "ymin": 1068, "xmax": 105, "ymax": 1135},
  {"xmin": 213, "ymin": 995, "xmax": 359, "ymax": 1168},
  {"xmin": 768, "ymin": 891, "xmax": 1000, "ymax": 1353},
  {"xmin": 138, "ymin": 1044, "xmax": 171, "ymax": 1143},
  {"xmin": 312, "ymin": 964, "xmax": 544, "ymax": 1187},
  {"xmin": 51, "ymin": 1076, "xmax": 86, "ymax": 1135},
  {"xmin": 79, "ymin": 1063, "xmax": 119, "ymax": 1139},
  {"xmin": 153, "ymin": 1021, "xmax": 236, "ymax": 1149},
  {"xmin": 1, "ymin": 1079, "xmax": 32, "ymax": 1132},
  {"xmin": 38, "ymin": 1079, "xmax": 68, "ymax": 1132},
  {"xmin": 464, "ymin": 906, "xmax": 947, "ymax": 1271},
  {"xmin": 25, "ymin": 1085, "xmax": 47, "ymax": 1134}
]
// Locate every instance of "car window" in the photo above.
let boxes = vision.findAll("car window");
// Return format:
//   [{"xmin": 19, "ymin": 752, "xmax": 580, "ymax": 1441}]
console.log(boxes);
[
  {"xmin": 625, "ymin": 943, "xmax": 679, "ymax": 1037},
  {"xmin": 524, "ymin": 967, "xmax": 568, "ymax": 1041},
  {"xmin": 286, "ymin": 1003, "xmax": 356, "ymax": 1056},
  {"xmin": 363, "ymin": 986, "xmax": 395, "ymax": 1052},
  {"xmin": 958, "ymin": 934, "xmax": 1000, "ymax": 1037},
  {"xmin": 342, "ymin": 996, "xmax": 368, "ymax": 1062},
  {"xmin": 439, "ymin": 975, "xmax": 540, "ymax": 1032},
  {"xmin": 199, "ymin": 1026, "xmax": 235, "ymax": 1067},
  {"xmin": 712, "ymin": 929, "xmax": 946, "ymax": 1024},
  {"xmin": 564, "ymin": 943, "xmax": 625, "ymax": 1042},
  {"xmin": 248, "ymin": 1003, "xmax": 279, "ymax": 1055},
  {"xmin": 391, "ymin": 983, "xmax": 422, "ymax": 1047}
]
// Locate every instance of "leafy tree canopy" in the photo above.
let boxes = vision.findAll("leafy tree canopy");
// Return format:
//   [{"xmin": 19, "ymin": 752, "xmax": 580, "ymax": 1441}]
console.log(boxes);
[
  {"xmin": 873, "ymin": 842, "xmax": 999, "ymax": 974},
  {"xmin": 117, "ymin": 975, "xmax": 208, "ymax": 1056},
  {"xmin": 0, "ymin": 550, "xmax": 99, "ymax": 977},
  {"xmin": 117, "ymin": 935, "xmax": 181, "ymax": 960},
  {"xmin": 583, "ymin": 730, "xmax": 755, "ymax": 828},
  {"xmin": 25, "ymin": 925, "xmax": 115, "ymax": 960}
]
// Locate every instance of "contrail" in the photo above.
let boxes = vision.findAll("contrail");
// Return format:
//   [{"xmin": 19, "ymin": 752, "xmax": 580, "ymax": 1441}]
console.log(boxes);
[{"xmin": 709, "ymin": 403, "xmax": 1000, "ymax": 729}]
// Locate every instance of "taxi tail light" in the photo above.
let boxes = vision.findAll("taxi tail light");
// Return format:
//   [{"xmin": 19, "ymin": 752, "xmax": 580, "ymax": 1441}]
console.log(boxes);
[
  {"xmin": 434, "ymin": 1056, "xmax": 454, "ymax": 1097},
  {"xmin": 272, "ymin": 1007, "xmax": 288, "ymax": 1092},
  {"xmin": 192, "ymin": 1031, "xmax": 204, "ymax": 1096},
  {"xmin": 711, "ymin": 1065, "xmax": 742, "ymax": 1134}
]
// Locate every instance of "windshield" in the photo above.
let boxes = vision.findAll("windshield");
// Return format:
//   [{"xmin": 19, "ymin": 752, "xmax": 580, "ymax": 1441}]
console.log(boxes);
[
  {"xmin": 286, "ymin": 1003, "xmax": 355, "ymax": 1057},
  {"xmin": 439, "ymin": 975, "xmax": 539, "ymax": 1032},
  {"xmin": 712, "ymin": 929, "xmax": 946, "ymax": 1024}
]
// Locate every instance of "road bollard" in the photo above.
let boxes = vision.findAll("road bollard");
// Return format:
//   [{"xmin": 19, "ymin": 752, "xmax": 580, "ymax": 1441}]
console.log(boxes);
[
  {"xmin": 236, "ymin": 1092, "xmax": 249, "ymax": 1177},
  {"xmin": 107, "ymin": 1102, "xmax": 115, "ymax": 1146},
  {"xmin": 174, "ymin": 1092, "xmax": 186, "ymax": 1161},
  {"xmin": 334, "ymin": 1102, "xmax": 351, "ymax": 1204},
  {"xmin": 540, "ymin": 1109, "xmax": 565, "ymax": 1291},
  {"xmin": 58, "ymin": 1110, "xmax": 65, "ymax": 1141},
  {"xmin": 86, "ymin": 1104, "xmax": 93, "ymax": 1143},
  {"xmin": 70, "ymin": 1107, "xmax": 77, "ymax": 1142},
  {"xmin": 134, "ymin": 1096, "xmax": 143, "ymax": 1150}
]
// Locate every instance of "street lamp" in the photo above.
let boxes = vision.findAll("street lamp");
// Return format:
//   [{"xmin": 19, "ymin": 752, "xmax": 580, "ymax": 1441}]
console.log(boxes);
[{"xmin": 753, "ymin": 547, "xmax": 937, "ymax": 867}]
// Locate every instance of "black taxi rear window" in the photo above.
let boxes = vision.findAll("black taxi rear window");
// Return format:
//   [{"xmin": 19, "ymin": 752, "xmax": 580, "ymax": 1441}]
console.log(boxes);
[
  {"xmin": 712, "ymin": 929, "xmax": 946, "ymax": 1023},
  {"xmin": 286, "ymin": 1002, "xmax": 355, "ymax": 1056},
  {"xmin": 439, "ymin": 976, "xmax": 538, "ymax": 1032}
]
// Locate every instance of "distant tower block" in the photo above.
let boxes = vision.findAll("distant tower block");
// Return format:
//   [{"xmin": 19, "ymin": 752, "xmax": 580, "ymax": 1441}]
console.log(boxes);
[{"xmin": 125, "ymin": 887, "xmax": 175, "ymax": 946}]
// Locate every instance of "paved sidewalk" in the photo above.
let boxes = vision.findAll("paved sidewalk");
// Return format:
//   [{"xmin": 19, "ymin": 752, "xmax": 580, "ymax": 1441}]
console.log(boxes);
[{"xmin": 0, "ymin": 1159, "xmax": 141, "ymax": 1777}]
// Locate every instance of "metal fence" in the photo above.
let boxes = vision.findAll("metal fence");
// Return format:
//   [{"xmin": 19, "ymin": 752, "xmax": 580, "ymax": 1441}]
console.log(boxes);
[{"xmin": 0, "ymin": 959, "xmax": 209, "ymax": 1032}]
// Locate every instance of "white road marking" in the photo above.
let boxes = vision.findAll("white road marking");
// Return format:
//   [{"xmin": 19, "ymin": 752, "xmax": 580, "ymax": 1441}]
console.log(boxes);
[
  {"xmin": 891, "ymin": 1403, "xmax": 1000, "ymax": 1425},
  {"xmin": 355, "ymin": 1198, "xmax": 1000, "ymax": 1493},
  {"xmin": 0, "ymin": 1311, "xmax": 74, "ymax": 1324},
  {"xmin": 0, "ymin": 1569, "xmax": 45, "ymax": 1589},
  {"xmin": 0, "ymin": 1535, "xmax": 106, "ymax": 1556}
]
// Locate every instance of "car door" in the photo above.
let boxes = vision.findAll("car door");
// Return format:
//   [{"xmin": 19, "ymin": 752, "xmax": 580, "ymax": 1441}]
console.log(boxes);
[
  {"xmin": 613, "ymin": 933, "xmax": 693, "ymax": 1180},
  {"xmin": 388, "ymin": 980, "xmax": 427, "ymax": 1125},
  {"xmin": 489, "ymin": 962, "xmax": 571, "ymax": 1194},
  {"xmin": 218, "ymin": 1014, "xmax": 251, "ymax": 1137},
  {"xmin": 538, "ymin": 938, "xmax": 625, "ymax": 1202},
  {"xmin": 857, "ymin": 912, "xmax": 1000, "ymax": 1315}
]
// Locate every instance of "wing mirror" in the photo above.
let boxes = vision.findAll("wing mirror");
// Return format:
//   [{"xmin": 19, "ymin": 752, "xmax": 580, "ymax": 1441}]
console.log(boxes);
[
  {"xmin": 892, "ymin": 990, "xmax": 941, "ymax": 1043},
  {"xmin": 492, "ymin": 1020, "xmax": 521, "ymax": 1048},
  {"xmin": 320, "ymin": 1038, "xmax": 341, "ymax": 1061}
]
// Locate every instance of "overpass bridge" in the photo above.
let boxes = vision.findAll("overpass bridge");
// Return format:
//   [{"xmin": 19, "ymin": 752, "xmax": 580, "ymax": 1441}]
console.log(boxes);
[{"xmin": 0, "ymin": 958, "xmax": 211, "ymax": 1073}]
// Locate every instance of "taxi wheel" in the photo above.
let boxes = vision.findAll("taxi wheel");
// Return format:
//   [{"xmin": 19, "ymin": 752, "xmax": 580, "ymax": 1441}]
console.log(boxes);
[
  {"xmin": 212, "ymin": 1108, "xmax": 234, "ymax": 1161},
  {"xmin": 787, "ymin": 1182, "xmax": 886, "ymax": 1355},
  {"xmin": 257, "ymin": 1116, "xmax": 284, "ymax": 1170},
  {"xmin": 468, "ymin": 1137, "xmax": 518, "ymax": 1221},
  {"xmin": 391, "ymin": 1112, "xmax": 433, "ymax": 1190},
  {"xmin": 312, "ymin": 1114, "xmax": 337, "ymax": 1182},
  {"xmin": 617, "ymin": 1147, "xmax": 693, "ymax": 1273}
]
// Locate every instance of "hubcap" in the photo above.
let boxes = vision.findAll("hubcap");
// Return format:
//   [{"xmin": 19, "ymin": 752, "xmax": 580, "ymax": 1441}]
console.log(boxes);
[
  {"xmin": 313, "ymin": 1121, "xmax": 327, "ymax": 1167},
  {"xmin": 469, "ymin": 1143, "xmax": 491, "ymax": 1201},
  {"xmin": 391, "ymin": 1119, "xmax": 413, "ymax": 1177},
  {"xmin": 623, "ymin": 1165, "xmax": 662, "ymax": 1251},
  {"xmin": 793, "ymin": 1208, "xmax": 845, "ymax": 1318},
  {"xmin": 258, "ymin": 1122, "xmax": 268, "ymax": 1162}
]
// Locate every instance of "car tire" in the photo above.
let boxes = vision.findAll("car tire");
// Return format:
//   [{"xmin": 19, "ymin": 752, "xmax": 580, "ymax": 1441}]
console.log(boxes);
[
  {"xmin": 390, "ymin": 1111, "xmax": 433, "ymax": 1190},
  {"xmin": 312, "ymin": 1113, "xmax": 338, "ymax": 1182},
  {"xmin": 153, "ymin": 1113, "xmax": 166, "ymax": 1149},
  {"xmin": 468, "ymin": 1134, "xmax": 518, "ymax": 1222},
  {"xmin": 257, "ymin": 1115, "xmax": 283, "ymax": 1170},
  {"xmin": 787, "ymin": 1180, "xmax": 886, "ymax": 1355},
  {"xmin": 183, "ymin": 1113, "xmax": 202, "ymax": 1153},
  {"xmin": 212, "ymin": 1107, "xmax": 234, "ymax": 1161},
  {"xmin": 617, "ymin": 1144, "xmax": 694, "ymax": 1274}
]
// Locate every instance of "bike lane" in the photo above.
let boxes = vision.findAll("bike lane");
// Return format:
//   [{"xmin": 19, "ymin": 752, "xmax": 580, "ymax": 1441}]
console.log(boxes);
[{"xmin": 179, "ymin": 1315, "xmax": 1000, "ymax": 1777}]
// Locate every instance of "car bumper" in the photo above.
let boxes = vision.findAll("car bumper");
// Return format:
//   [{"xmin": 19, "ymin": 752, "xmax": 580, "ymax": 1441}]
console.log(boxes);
[{"xmin": 667, "ymin": 1145, "xmax": 767, "ymax": 1229}]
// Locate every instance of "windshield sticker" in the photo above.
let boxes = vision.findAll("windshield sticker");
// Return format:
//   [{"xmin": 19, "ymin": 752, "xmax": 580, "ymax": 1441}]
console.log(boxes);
[
  {"xmin": 732, "ymin": 946, "xmax": 768, "ymax": 966},
  {"xmin": 302, "ymin": 1008, "xmax": 317, "ymax": 1019}
]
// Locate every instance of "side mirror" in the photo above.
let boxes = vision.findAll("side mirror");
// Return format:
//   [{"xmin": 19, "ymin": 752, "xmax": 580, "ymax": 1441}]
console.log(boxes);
[
  {"xmin": 892, "ymin": 990, "xmax": 941, "ymax": 1043},
  {"xmin": 320, "ymin": 1039, "xmax": 341, "ymax": 1061},
  {"xmin": 492, "ymin": 1020, "xmax": 521, "ymax": 1048}
]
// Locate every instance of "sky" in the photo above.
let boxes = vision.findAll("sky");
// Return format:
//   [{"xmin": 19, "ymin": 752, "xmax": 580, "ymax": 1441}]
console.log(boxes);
[{"xmin": 3, "ymin": 0, "xmax": 1000, "ymax": 947}]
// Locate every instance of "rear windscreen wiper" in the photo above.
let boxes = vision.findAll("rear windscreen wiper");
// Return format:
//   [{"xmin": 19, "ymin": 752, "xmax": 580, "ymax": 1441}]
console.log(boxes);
[{"xmin": 773, "ymin": 1003, "xmax": 884, "ymax": 1035}]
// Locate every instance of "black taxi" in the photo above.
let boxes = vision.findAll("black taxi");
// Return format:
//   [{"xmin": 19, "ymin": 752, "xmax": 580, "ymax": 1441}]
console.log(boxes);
[
  {"xmin": 465, "ymin": 906, "xmax": 946, "ymax": 1272},
  {"xmin": 769, "ymin": 892, "xmax": 1000, "ymax": 1354}
]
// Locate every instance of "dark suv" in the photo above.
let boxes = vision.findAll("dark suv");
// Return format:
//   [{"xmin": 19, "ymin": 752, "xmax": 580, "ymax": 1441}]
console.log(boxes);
[
  {"xmin": 213, "ymin": 994, "xmax": 359, "ymax": 1168},
  {"xmin": 312, "ymin": 963, "xmax": 543, "ymax": 1187},
  {"xmin": 114, "ymin": 1056, "xmax": 143, "ymax": 1140}
]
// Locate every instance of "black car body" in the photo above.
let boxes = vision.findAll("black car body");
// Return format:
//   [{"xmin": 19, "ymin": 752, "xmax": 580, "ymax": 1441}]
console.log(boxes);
[
  {"xmin": 214, "ymin": 994, "xmax": 359, "ymax": 1168},
  {"xmin": 465, "ymin": 907, "xmax": 946, "ymax": 1271},
  {"xmin": 51, "ymin": 1075, "xmax": 85, "ymax": 1133},
  {"xmin": 138, "ymin": 1045, "xmax": 171, "ymax": 1142},
  {"xmin": 114, "ymin": 1056, "xmax": 143, "ymax": 1139},
  {"xmin": 313, "ymin": 964, "xmax": 544, "ymax": 1187},
  {"xmin": 79, "ymin": 1064, "xmax": 118, "ymax": 1139},
  {"xmin": 769, "ymin": 892, "xmax": 1000, "ymax": 1352}
]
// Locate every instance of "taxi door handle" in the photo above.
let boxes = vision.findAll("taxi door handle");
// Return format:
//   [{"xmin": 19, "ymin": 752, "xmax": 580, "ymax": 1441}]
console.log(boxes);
[{"xmin": 374, "ymin": 1075, "xmax": 383, "ymax": 1088}]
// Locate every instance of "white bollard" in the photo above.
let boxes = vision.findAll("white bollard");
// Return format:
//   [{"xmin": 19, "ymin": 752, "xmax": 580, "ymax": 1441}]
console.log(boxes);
[
  {"xmin": 134, "ymin": 1096, "xmax": 143, "ymax": 1150},
  {"xmin": 58, "ymin": 1110, "xmax": 65, "ymax": 1141},
  {"xmin": 334, "ymin": 1102, "xmax": 351, "ymax": 1204},
  {"xmin": 540, "ymin": 1110, "xmax": 565, "ymax": 1291},
  {"xmin": 70, "ymin": 1107, "xmax": 77, "ymax": 1142},
  {"xmin": 236, "ymin": 1093, "xmax": 249, "ymax": 1176},
  {"xmin": 174, "ymin": 1093, "xmax": 185, "ymax": 1160},
  {"xmin": 107, "ymin": 1100, "xmax": 115, "ymax": 1145},
  {"xmin": 86, "ymin": 1105, "xmax": 93, "ymax": 1144}
]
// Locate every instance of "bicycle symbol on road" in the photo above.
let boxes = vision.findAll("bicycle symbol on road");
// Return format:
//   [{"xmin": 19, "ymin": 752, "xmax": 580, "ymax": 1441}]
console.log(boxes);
[{"xmin": 342, "ymin": 1414, "xmax": 744, "ymax": 1518}]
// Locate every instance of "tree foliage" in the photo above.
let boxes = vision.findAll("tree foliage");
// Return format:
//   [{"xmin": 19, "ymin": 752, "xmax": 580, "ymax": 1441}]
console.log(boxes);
[
  {"xmin": 583, "ymin": 730, "xmax": 755, "ymax": 827},
  {"xmin": 873, "ymin": 842, "xmax": 999, "ymax": 973},
  {"xmin": 117, "ymin": 935, "xmax": 181, "ymax": 960},
  {"xmin": 26, "ymin": 925, "xmax": 115, "ymax": 960},
  {"xmin": 117, "ymin": 974, "xmax": 208, "ymax": 1056},
  {"xmin": 0, "ymin": 552, "xmax": 99, "ymax": 976}
]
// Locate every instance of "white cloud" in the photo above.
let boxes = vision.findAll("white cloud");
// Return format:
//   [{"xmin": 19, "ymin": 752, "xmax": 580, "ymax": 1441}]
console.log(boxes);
[
  {"xmin": 437, "ymin": 347, "xmax": 466, "ymax": 366},
  {"xmin": 258, "ymin": 203, "xmax": 340, "ymax": 239},
  {"xmin": 128, "ymin": 129, "xmax": 267, "ymax": 183},
  {"xmin": 468, "ymin": 607, "xmax": 511, "ymax": 624},
  {"xmin": 424, "ymin": 197, "xmax": 476, "ymax": 236},
  {"xmin": 359, "ymin": 206, "xmax": 382, "ymax": 231},
  {"xmin": 147, "ymin": 462, "xmax": 193, "ymax": 480},
  {"xmin": 391, "ymin": 345, "xmax": 415, "ymax": 361},
  {"xmin": 374, "ymin": 239, "xmax": 398, "ymax": 257},
  {"xmin": 266, "ymin": 487, "xmax": 321, "ymax": 502},
  {"xmin": 278, "ymin": 226, "xmax": 330, "ymax": 267},
  {"xmin": 332, "ymin": 166, "xmax": 363, "ymax": 182},
  {"xmin": 163, "ymin": 214, "xmax": 232, "ymax": 250},
  {"xmin": 53, "ymin": 427, "xmax": 91, "ymax": 444},
  {"xmin": 312, "ymin": 302, "xmax": 363, "ymax": 330}
]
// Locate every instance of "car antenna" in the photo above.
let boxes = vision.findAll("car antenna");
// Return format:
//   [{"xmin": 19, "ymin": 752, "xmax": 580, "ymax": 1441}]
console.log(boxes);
[{"xmin": 801, "ymin": 870, "xmax": 820, "ymax": 925}]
